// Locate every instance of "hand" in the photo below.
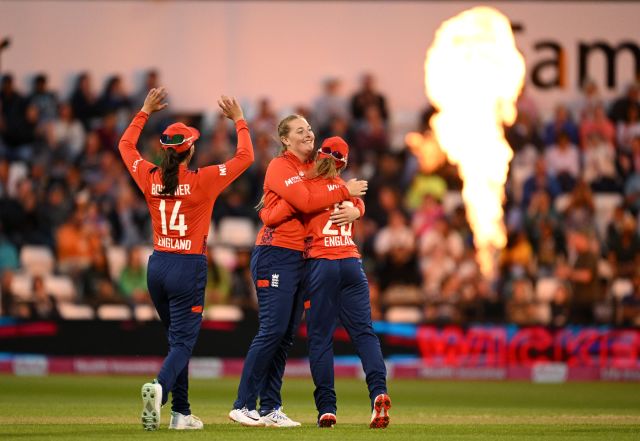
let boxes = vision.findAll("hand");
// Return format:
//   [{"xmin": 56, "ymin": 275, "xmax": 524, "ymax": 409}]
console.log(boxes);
[
  {"xmin": 345, "ymin": 178, "xmax": 368, "ymax": 197},
  {"xmin": 218, "ymin": 96, "xmax": 244, "ymax": 122},
  {"xmin": 141, "ymin": 87, "xmax": 168, "ymax": 114},
  {"xmin": 330, "ymin": 203, "xmax": 361, "ymax": 226}
]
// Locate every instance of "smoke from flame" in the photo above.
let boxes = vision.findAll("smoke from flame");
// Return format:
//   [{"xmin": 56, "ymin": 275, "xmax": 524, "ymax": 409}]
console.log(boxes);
[{"xmin": 409, "ymin": 6, "xmax": 525, "ymax": 278}]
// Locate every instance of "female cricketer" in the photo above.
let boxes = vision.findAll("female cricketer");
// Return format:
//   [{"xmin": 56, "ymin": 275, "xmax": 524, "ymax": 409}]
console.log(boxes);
[
  {"xmin": 229, "ymin": 115, "xmax": 368, "ymax": 427},
  {"xmin": 118, "ymin": 88, "xmax": 253, "ymax": 431},
  {"xmin": 260, "ymin": 136, "xmax": 391, "ymax": 429}
]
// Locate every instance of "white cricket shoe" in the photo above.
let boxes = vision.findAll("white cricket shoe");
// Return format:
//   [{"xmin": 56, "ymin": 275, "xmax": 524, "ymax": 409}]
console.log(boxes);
[
  {"xmin": 369, "ymin": 393, "xmax": 391, "ymax": 429},
  {"xmin": 261, "ymin": 407, "xmax": 301, "ymax": 427},
  {"xmin": 141, "ymin": 382, "xmax": 162, "ymax": 431},
  {"xmin": 169, "ymin": 411, "xmax": 204, "ymax": 430},
  {"xmin": 228, "ymin": 407, "xmax": 265, "ymax": 427}
]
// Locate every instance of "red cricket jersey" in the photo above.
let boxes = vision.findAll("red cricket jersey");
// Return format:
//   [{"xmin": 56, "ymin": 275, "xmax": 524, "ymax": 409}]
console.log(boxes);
[
  {"xmin": 119, "ymin": 111, "xmax": 254, "ymax": 255},
  {"xmin": 260, "ymin": 175, "xmax": 364, "ymax": 260},
  {"xmin": 255, "ymin": 151, "xmax": 351, "ymax": 251}
]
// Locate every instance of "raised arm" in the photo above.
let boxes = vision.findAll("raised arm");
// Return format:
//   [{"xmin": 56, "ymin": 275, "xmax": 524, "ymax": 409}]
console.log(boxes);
[
  {"xmin": 118, "ymin": 87, "xmax": 168, "ymax": 191},
  {"xmin": 201, "ymin": 96, "xmax": 254, "ymax": 195}
]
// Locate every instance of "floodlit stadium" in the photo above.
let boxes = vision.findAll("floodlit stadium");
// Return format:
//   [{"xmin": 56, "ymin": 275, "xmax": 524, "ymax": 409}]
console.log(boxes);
[{"xmin": 0, "ymin": 1, "xmax": 639, "ymax": 439}]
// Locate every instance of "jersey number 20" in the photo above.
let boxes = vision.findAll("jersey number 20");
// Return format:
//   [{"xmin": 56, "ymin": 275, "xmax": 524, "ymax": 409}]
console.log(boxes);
[
  {"xmin": 159, "ymin": 200, "xmax": 188, "ymax": 237},
  {"xmin": 322, "ymin": 201, "xmax": 354, "ymax": 237}
]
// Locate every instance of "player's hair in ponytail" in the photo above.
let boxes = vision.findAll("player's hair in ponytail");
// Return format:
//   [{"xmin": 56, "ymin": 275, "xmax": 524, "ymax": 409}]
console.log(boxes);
[
  {"xmin": 314, "ymin": 156, "xmax": 340, "ymax": 179},
  {"xmin": 159, "ymin": 147, "xmax": 191, "ymax": 196},
  {"xmin": 276, "ymin": 114, "xmax": 305, "ymax": 155}
]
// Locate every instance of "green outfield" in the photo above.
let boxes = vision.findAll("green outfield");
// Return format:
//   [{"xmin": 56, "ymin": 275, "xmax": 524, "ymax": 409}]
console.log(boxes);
[{"xmin": 0, "ymin": 375, "xmax": 639, "ymax": 440}]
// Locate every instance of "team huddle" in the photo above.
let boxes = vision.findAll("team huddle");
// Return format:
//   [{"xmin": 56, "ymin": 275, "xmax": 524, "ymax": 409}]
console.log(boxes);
[{"xmin": 118, "ymin": 88, "xmax": 391, "ymax": 431}]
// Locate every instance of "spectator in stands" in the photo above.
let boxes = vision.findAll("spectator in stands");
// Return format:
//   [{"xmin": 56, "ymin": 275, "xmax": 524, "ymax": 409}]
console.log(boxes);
[
  {"xmin": 374, "ymin": 210, "xmax": 414, "ymax": 258},
  {"xmin": 251, "ymin": 98, "xmax": 277, "ymax": 135},
  {"xmin": 204, "ymin": 250, "xmax": 231, "ymax": 306},
  {"xmin": 354, "ymin": 105, "xmax": 389, "ymax": 162},
  {"xmin": 56, "ymin": 206, "xmax": 98, "ymax": 273},
  {"xmin": 377, "ymin": 241, "xmax": 423, "ymax": 313},
  {"xmin": 544, "ymin": 131, "xmax": 580, "ymax": 192},
  {"xmin": 616, "ymin": 104, "xmax": 640, "ymax": 153},
  {"xmin": 229, "ymin": 248, "xmax": 257, "ymax": 309},
  {"xmin": 506, "ymin": 112, "xmax": 544, "ymax": 153},
  {"xmin": 549, "ymin": 282, "xmax": 571, "ymax": 327},
  {"xmin": 118, "ymin": 246, "xmax": 150, "ymax": 305},
  {"xmin": 579, "ymin": 102, "xmax": 615, "ymax": 148},
  {"xmin": 40, "ymin": 183, "xmax": 73, "ymax": 232},
  {"xmin": 96, "ymin": 75, "xmax": 130, "ymax": 117},
  {"xmin": 80, "ymin": 246, "xmax": 122, "ymax": 307},
  {"xmin": 96, "ymin": 112, "xmax": 120, "ymax": 153},
  {"xmin": 506, "ymin": 277, "xmax": 536, "ymax": 325},
  {"xmin": 313, "ymin": 77, "xmax": 349, "ymax": 133},
  {"xmin": 620, "ymin": 271, "xmax": 640, "ymax": 326},
  {"xmin": 350, "ymin": 73, "xmax": 388, "ymax": 123},
  {"xmin": 0, "ymin": 226, "xmax": 19, "ymax": 273},
  {"xmin": 47, "ymin": 102, "xmax": 86, "ymax": 161},
  {"xmin": 28, "ymin": 275, "xmax": 60, "ymax": 320},
  {"xmin": 411, "ymin": 193, "xmax": 444, "ymax": 237},
  {"xmin": 556, "ymin": 228, "xmax": 601, "ymax": 324},
  {"xmin": 562, "ymin": 180, "xmax": 595, "ymax": 231},
  {"xmin": 521, "ymin": 158, "xmax": 562, "ymax": 208},
  {"xmin": 543, "ymin": 104, "xmax": 579, "ymax": 147},
  {"xmin": 608, "ymin": 82, "xmax": 640, "ymax": 124},
  {"xmin": 69, "ymin": 72, "xmax": 97, "ymax": 130},
  {"xmin": 425, "ymin": 273, "xmax": 462, "ymax": 324},
  {"xmin": 133, "ymin": 69, "xmax": 160, "ymax": 110},
  {"xmin": 573, "ymin": 78, "xmax": 601, "ymax": 121},
  {"xmin": 499, "ymin": 230, "xmax": 535, "ymax": 280},
  {"xmin": 607, "ymin": 213, "xmax": 640, "ymax": 279},
  {"xmin": 27, "ymin": 73, "xmax": 58, "ymax": 124},
  {"xmin": 582, "ymin": 133, "xmax": 618, "ymax": 192},
  {"xmin": 0, "ymin": 74, "xmax": 27, "ymax": 150}
]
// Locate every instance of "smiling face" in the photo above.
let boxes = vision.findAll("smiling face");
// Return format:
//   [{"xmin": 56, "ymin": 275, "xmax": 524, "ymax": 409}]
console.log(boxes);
[{"xmin": 281, "ymin": 117, "xmax": 315, "ymax": 161}]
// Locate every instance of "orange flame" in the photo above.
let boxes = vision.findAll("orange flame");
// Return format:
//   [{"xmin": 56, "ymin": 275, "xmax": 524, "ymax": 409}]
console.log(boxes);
[{"xmin": 410, "ymin": 6, "xmax": 525, "ymax": 278}]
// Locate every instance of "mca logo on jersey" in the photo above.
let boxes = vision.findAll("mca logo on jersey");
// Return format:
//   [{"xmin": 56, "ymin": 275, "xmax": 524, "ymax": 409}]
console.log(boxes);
[
  {"xmin": 284, "ymin": 175, "xmax": 302, "ymax": 187},
  {"xmin": 271, "ymin": 273, "xmax": 280, "ymax": 288},
  {"xmin": 218, "ymin": 164, "xmax": 227, "ymax": 176},
  {"xmin": 132, "ymin": 158, "xmax": 143, "ymax": 172}
]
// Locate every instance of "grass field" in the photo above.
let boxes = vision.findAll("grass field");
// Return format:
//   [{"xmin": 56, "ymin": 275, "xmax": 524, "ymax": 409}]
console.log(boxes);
[{"xmin": 1, "ymin": 375, "xmax": 639, "ymax": 440}]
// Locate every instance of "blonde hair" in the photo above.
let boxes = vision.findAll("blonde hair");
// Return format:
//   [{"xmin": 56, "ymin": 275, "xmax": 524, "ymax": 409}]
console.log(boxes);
[{"xmin": 314, "ymin": 156, "xmax": 340, "ymax": 179}]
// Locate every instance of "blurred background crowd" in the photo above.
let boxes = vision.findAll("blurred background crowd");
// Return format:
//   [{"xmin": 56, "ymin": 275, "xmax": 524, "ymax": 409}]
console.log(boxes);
[{"xmin": 1, "ymin": 68, "xmax": 640, "ymax": 327}]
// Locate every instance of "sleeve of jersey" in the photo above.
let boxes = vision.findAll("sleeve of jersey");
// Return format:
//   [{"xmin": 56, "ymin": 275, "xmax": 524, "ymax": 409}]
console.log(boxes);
[
  {"xmin": 267, "ymin": 161, "xmax": 350, "ymax": 213},
  {"xmin": 259, "ymin": 198, "xmax": 296, "ymax": 226},
  {"xmin": 117, "ymin": 111, "xmax": 155, "ymax": 192},
  {"xmin": 352, "ymin": 197, "xmax": 366, "ymax": 217},
  {"xmin": 201, "ymin": 119, "xmax": 254, "ymax": 194}
]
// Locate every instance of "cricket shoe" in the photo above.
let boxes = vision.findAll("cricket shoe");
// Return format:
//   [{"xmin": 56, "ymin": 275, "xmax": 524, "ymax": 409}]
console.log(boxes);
[
  {"xmin": 317, "ymin": 413, "xmax": 336, "ymax": 428},
  {"xmin": 228, "ymin": 407, "xmax": 265, "ymax": 427},
  {"xmin": 169, "ymin": 411, "xmax": 203, "ymax": 430},
  {"xmin": 261, "ymin": 407, "xmax": 301, "ymax": 427},
  {"xmin": 141, "ymin": 382, "xmax": 162, "ymax": 431},
  {"xmin": 369, "ymin": 393, "xmax": 391, "ymax": 429}
]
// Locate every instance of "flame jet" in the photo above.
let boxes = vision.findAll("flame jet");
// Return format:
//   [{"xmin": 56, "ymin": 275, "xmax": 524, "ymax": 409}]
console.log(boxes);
[{"xmin": 419, "ymin": 6, "xmax": 525, "ymax": 278}]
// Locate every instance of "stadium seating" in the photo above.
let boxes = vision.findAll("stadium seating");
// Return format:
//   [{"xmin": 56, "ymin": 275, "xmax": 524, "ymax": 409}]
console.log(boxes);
[
  {"xmin": 57, "ymin": 302, "xmax": 95, "ymax": 320},
  {"xmin": 20, "ymin": 246, "xmax": 55, "ymax": 276},
  {"xmin": 216, "ymin": 217, "xmax": 256, "ymax": 248},
  {"xmin": 96, "ymin": 304, "xmax": 132, "ymax": 320}
]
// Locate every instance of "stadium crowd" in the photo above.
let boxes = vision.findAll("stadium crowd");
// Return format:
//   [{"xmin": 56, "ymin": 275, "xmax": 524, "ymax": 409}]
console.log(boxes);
[{"xmin": 1, "ymin": 69, "xmax": 640, "ymax": 327}]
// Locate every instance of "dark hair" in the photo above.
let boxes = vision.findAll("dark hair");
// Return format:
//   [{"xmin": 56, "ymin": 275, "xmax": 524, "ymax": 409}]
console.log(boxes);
[{"xmin": 159, "ymin": 147, "xmax": 191, "ymax": 196}]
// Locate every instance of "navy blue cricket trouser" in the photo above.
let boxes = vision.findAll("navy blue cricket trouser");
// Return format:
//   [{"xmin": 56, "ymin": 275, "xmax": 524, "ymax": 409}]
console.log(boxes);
[
  {"xmin": 305, "ymin": 258, "xmax": 387, "ymax": 417},
  {"xmin": 147, "ymin": 250, "xmax": 207, "ymax": 416},
  {"xmin": 233, "ymin": 245, "xmax": 305, "ymax": 413}
]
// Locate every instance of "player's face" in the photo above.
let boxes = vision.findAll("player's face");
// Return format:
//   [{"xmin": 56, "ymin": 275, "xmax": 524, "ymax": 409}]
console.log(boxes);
[{"xmin": 283, "ymin": 118, "xmax": 314, "ymax": 159}]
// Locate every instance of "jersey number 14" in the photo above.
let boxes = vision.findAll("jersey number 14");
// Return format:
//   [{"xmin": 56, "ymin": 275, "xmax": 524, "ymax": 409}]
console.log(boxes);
[{"xmin": 159, "ymin": 200, "xmax": 188, "ymax": 237}]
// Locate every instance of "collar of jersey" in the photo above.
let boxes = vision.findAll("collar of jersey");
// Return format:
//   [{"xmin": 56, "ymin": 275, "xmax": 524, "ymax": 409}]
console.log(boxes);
[{"xmin": 283, "ymin": 150, "xmax": 312, "ymax": 165}]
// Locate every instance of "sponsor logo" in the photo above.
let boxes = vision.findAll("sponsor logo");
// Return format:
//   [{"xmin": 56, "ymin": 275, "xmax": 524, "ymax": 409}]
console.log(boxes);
[
  {"xmin": 219, "ymin": 164, "xmax": 227, "ymax": 176},
  {"xmin": 271, "ymin": 274, "xmax": 280, "ymax": 288},
  {"xmin": 132, "ymin": 158, "xmax": 143, "ymax": 172},
  {"xmin": 327, "ymin": 184, "xmax": 341, "ymax": 191},
  {"xmin": 284, "ymin": 175, "xmax": 302, "ymax": 187}
]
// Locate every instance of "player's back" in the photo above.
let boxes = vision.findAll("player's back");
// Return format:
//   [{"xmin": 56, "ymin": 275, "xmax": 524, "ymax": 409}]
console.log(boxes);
[{"xmin": 144, "ymin": 165, "xmax": 223, "ymax": 255}]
